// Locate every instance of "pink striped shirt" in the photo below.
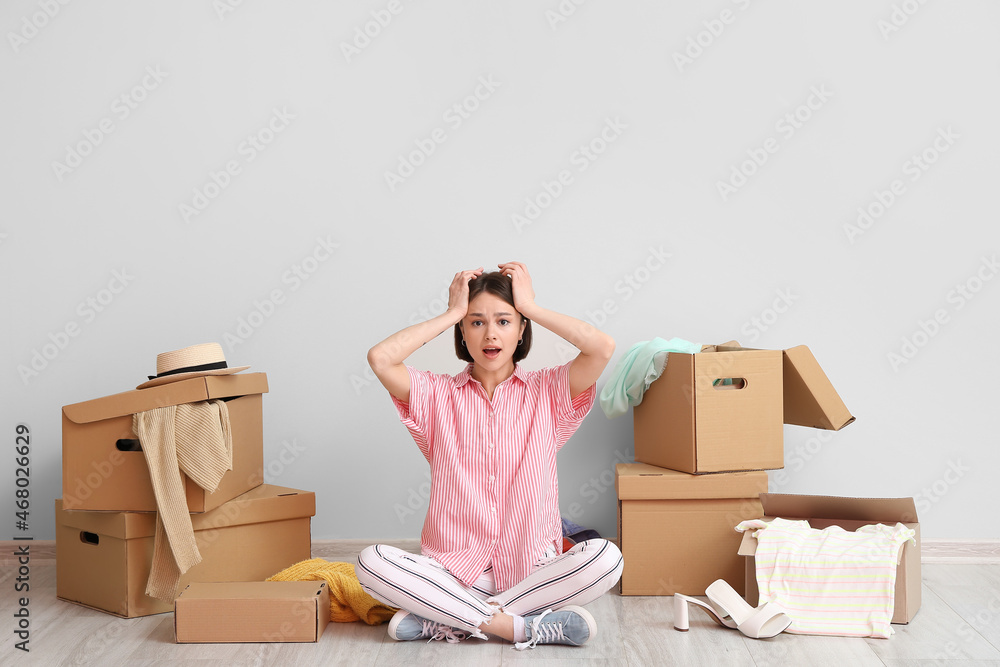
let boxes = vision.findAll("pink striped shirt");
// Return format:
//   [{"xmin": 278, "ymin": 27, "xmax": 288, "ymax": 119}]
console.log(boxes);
[{"xmin": 391, "ymin": 361, "xmax": 596, "ymax": 591}]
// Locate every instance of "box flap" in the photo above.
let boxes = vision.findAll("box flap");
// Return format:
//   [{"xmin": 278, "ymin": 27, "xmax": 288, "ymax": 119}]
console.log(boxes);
[
  {"xmin": 760, "ymin": 493, "xmax": 918, "ymax": 524},
  {"xmin": 616, "ymin": 463, "xmax": 768, "ymax": 500},
  {"xmin": 737, "ymin": 530, "xmax": 757, "ymax": 556},
  {"xmin": 57, "ymin": 484, "xmax": 315, "ymax": 539},
  {"xmin": 62, "ymin": 373, "xmax": 269, "ymax": 425},
  {"xmin": 781, "ymin": 346, "xmax": 854, "ymax": 431}
]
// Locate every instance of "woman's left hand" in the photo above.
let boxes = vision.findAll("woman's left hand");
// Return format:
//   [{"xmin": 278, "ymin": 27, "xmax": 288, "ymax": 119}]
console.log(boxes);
[{"xmin": 498, "ymin": 261, "xmax": 536, "ymax": 315}]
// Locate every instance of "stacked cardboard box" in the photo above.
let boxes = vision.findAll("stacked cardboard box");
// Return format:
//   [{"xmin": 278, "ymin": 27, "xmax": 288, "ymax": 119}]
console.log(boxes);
[
  {"xmin": 617, "ymin": 342, "xmax": 856, "ymax": 597},
  {"xmin": 56, "ymin": 373, "xmax": 316, "ymax": 618}
]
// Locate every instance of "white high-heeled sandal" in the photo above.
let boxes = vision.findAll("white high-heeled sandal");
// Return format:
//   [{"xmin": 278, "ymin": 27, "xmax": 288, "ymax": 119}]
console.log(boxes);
[
  {"xmin": 705, "ymin": 579, "xmax": 791, "ymax": 639},
  {"xmin": 673, "ymin": 593, "xmax": 737, "ymax": 631}
]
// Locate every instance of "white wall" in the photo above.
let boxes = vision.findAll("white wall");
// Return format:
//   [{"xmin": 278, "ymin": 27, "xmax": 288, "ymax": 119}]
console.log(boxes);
[{"xmin": 3, "ymin": 1, "xmax": 998, "ymax": 542}]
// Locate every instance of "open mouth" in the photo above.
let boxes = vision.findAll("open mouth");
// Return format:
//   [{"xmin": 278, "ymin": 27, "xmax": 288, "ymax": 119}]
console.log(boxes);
[{"xmin": 483, "ymin": 347, "xmax": 501, "ymax": 360}]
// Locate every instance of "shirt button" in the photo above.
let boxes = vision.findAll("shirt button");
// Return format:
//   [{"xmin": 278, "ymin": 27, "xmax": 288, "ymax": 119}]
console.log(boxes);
[
  {"xmin": 489, "ymin": 475, "xmax": 495, "ymax": 482},
  {"xmin": 491, "ymin": 507, "xmax": 496, "ymax": 513},
  {"xmin": 488, "ymin": 442, "xmax": 495, "ymax": 449}
]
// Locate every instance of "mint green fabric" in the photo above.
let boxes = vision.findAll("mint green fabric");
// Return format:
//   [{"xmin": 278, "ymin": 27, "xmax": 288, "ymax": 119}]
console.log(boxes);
[{"xmin": 599, "ymin": 337, "xmax": 701, "ymax": 418}]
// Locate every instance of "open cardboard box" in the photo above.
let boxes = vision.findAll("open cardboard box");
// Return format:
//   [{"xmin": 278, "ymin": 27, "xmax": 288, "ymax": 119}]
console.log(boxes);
[
  {"xmin": 175, "ymin": 581, "xmax": 331, "ymax": 643},
  {"xmin": 633, "ymin": 343, "xmax": 854, "ymax": 474},
  {"xmin": 62, "ymin": 373, "xmax": 268, "ymax": 512},
  {"xmin": 616, "ymin": 462, "xmax": 768, "ymax": 596},
  {"xmin": 56, "ymin": 484, "xmax": 315, "ymax": 618},
  {"xmin": 738, "ymin": 493, "xmax": 921, "ymax": 623}
]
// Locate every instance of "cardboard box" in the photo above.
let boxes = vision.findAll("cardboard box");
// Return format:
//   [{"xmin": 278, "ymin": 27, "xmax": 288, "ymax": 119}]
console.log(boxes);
[
  {"xmin": 174, "ymin": 581, "xmax": 330, "ymax": 643},
  {"xmin": 62, "ymin": 373, "xmax": 268, "ymax": 512},
  {"xmin": 56, "ymin": 484, "xmax": 314, "ymax": 618},
  {"xmin": 633, "ymin": 343, "xmax": 854, "ymax": 473},
  {"xmin": 738, "ymin": 493, "xmax": 920, "ymax": 623},
  {"xmin": 616, "ymin": 462, "xmax": 768, "ymax": 596}
]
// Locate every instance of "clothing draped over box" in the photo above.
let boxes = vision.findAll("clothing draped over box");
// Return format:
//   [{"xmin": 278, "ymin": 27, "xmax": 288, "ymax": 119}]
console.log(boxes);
[
  {"xmin": 599, "ymin": 337, "xmax": 701, "ymax": 418},
  {"xmin": 736, "ymin": 517, "xmax": 916, "ymax": 639},
  {"xmin": 132, "ymin": 400, "xmax": 233, "ymax": 600}
]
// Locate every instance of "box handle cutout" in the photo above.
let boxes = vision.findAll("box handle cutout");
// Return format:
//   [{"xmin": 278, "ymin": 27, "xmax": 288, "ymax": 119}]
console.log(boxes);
[
  {"xmin": 712, "ymin": 378, "xmax": 747, "ymax": 390},
  {"xmin": 80, "ymin": 531, "xmax": 100, "ymax": 545},
  {"xmin": 116, "ymin": 439, "xmax": 142, "ymax": 452}
]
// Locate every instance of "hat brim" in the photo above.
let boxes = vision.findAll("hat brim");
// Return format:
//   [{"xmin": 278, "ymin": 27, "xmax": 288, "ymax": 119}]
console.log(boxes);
[{"xmin": 136, "ymin": 365, "xmax": 251, "ymax": 390}]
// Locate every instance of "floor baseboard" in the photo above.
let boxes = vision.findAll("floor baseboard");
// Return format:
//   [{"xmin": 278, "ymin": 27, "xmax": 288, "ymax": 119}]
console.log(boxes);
[
  {"xmin": 920, "ymin": 539, "xmax": 1000, "ymax": 563},
  {"xmin": 7, "ymin": 538, "xmax": 998, "ymax": 565}
]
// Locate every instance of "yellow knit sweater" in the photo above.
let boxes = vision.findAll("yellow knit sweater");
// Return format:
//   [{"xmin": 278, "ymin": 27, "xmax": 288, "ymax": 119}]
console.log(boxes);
[{"xmin": 267, "ymin": 558, "xmax": 397, "ymax": 625}]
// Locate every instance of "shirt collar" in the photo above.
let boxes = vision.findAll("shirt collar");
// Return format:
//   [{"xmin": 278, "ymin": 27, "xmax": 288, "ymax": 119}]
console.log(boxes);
[{"xmin": 455, "ymin": 363, "xmax": 526, "ymax": 388}]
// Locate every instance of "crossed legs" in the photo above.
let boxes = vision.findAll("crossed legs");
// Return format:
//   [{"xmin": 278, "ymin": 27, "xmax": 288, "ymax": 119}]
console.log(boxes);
[{"xmin": 356, "ymin": 539, "xmax": 624, "ymax": 641}]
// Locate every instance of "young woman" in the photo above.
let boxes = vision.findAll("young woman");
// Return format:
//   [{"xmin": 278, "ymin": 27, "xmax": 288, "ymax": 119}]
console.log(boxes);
[{"xmin": 357, "ymin": 262, "xmax": 623, "ymax": 650}]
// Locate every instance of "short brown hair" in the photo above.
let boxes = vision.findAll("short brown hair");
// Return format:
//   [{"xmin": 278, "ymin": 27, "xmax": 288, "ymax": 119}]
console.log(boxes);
[{"xmin": 454, "ymin": 271, "xmax": 532, "ymax": 363}]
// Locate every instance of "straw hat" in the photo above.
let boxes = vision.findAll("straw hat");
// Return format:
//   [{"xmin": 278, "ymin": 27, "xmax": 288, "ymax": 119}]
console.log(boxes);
[{"xmin": 137, "ymin": 343, "xmax": 250, "ymax": 389}]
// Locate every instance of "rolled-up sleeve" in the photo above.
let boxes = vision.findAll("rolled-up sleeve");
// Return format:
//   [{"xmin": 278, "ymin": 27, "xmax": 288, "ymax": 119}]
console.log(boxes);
[
  {"xmin": 390, "ymin": 365, "xmax": 435, "ymax": 460},
  {"xmin": 545, "ymin": 361, "xmax": 596, "ymax": 450}
]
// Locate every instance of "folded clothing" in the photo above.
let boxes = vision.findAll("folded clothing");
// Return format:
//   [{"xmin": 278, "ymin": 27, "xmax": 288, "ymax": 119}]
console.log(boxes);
[{"xmin": 737, "ymin": 518, "xmax": 915, "ymax": 639}]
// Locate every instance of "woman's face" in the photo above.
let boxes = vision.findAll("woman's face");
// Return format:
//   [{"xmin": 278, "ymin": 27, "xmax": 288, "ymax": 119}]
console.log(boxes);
[{"xmin": 461, "ymin": 292, "xmax": 526, "ymax": 372}]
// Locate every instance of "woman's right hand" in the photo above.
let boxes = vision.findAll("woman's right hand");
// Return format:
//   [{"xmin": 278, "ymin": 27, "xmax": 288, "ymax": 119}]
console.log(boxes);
[{"xmin": 447, "ymin": 267, "xmax": 483, "ymax": 319}]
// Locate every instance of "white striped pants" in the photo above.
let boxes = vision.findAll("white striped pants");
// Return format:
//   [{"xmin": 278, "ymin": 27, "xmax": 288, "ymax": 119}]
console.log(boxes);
[{"xmin": 356, "ymin": 539, "xmax": 624, "ymax": 639}]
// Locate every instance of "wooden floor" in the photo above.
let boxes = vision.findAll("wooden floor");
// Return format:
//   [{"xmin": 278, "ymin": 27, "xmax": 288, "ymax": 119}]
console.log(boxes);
[{"xmin": 5, "ymin": 542, "xmax": 1000, "ymax": 666}]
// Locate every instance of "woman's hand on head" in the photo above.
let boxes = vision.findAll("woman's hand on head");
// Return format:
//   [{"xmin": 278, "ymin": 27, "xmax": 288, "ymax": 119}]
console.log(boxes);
[
  {"xmin": 498, "ymin": 261, "xmax": 536, "ymax": 315},
  {"xmin": 447, "ymin": 267, "xmax": 484, "ymax": 319}
]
